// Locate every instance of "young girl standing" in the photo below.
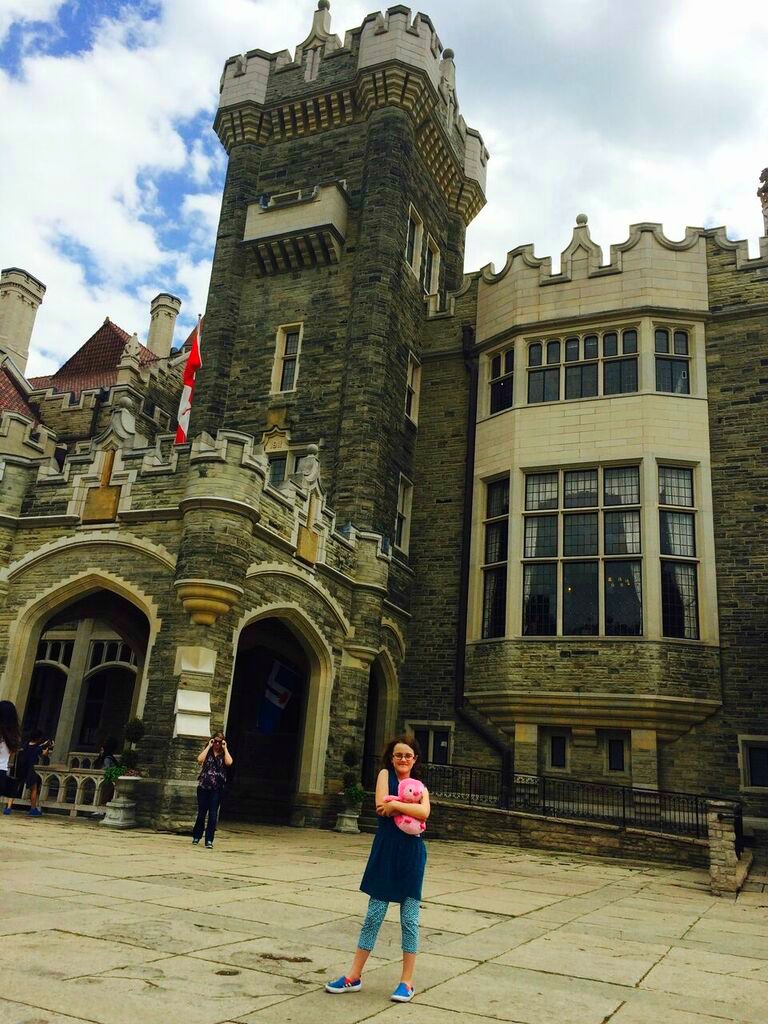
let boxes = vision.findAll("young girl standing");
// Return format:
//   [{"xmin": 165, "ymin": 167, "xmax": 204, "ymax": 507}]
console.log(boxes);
[
  {"xmin": 326, "ymin": 734, "xmax": 430, "ymax": 1004},
  {"xmin": 0, "ymin": 701, "xmax": 21, "ymax": 812}
]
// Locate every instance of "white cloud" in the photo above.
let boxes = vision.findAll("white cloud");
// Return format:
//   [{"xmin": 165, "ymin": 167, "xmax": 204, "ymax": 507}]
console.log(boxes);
[
  {"xmin": 1, "ymin": 0, "xmax": 766, "ymax": 378},
  {"xmin": 0, "ymin": 0, "xmax": 66, "ymax": 41}
]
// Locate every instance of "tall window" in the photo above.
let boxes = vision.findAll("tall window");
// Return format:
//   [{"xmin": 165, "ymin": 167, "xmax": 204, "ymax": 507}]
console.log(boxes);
[
  {"xmin": 395, "ymin": 476, "xmax": 413, "ymax": 553},
  {"xmin": 482, "ymin": 478, "xmax": 509, "ymax": 638},
  {"xmin": 422, "ymin": 235, "xmax": 440, "ymax": 295},
  {"xmin": 268, "ymin": 455, "xmax": 288, "ymax": 486},
  {"xmin": 522, "ymin": 466, "xmax": 643, "ymax": 636},
  {"xmin": 527, "ymin": 328, "xmax": 638, "ymax": 404},
  {"xmin": 655, "ymin": 328, "xmax": 690, "ymax": 394},
  {"xmin": 659, "ymin": 465, "xmax": 699, "ymax": 639},
  {"xmin": 489, "ymin": 348, "xmax": 514, "ymax": 414},
  {"xmin": 405, "ymin": 353, "xmax": 421, "ymax": 423},
  {"xmin": 272, "ymin": 324, "xmax": 303, "ymax": 394},
  {"xmin": 405, "ymin": 205, "xmax": 423, "ymax": 276}
]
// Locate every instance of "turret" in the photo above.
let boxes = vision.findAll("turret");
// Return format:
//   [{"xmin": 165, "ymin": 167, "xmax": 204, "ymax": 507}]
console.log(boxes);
[
  {"xmin": 146, "ymin": 292, "xmax": 182, "ymax": 358},
  {"xmin": 0, "ymin": 267, "xmax": 46, "ymax": 375}
]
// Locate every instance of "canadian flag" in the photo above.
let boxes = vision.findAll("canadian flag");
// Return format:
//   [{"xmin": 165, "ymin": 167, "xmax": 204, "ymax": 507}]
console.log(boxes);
[{"xmin": 175, "ymin": 317, "xmax": 202, "ymax": 444}]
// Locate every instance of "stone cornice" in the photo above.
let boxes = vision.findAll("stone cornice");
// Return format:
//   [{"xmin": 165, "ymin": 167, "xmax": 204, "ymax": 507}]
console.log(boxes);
[
  {"xmin": 178, "ymin": 495, "xmax": 260, "ymax": 526},
  {"xmin": 465, "ymin": 690, "xmax": 722, "ymax": 742}
]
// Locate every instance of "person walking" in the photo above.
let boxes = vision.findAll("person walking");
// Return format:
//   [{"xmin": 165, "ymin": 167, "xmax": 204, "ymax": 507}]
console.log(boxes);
[
  {"xmin": 326, "ymin": 734, "xmax": 430, "ymax": 1004},
  {"xmin": 192, "ymin": 732, "xmax": 232, "ymax": 848},
  {"xmin": 0, "ymin": 701, "xmax": 21, "ymax": 814}
]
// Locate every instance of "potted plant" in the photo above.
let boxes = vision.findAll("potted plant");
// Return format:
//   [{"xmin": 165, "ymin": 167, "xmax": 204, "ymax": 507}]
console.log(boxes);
[
  {"xmin": 101, "ymin": 718, "xmax": 145, "ymax": 829},
  {"xmin": 335, "ymin": 747, "xmax": 366, "ymax": 834}
]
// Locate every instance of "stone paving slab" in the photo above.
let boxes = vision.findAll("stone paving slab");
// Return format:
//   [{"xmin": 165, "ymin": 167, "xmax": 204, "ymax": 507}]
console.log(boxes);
[{"xmin": 0, "ymin": 815, "xmax": 761, "ymax": 1024}]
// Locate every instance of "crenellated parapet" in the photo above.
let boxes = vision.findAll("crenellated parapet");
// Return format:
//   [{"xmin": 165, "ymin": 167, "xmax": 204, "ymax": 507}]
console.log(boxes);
[{"xmin": 214, "ymin": 3, "xmax": 488, "ymax": 224}]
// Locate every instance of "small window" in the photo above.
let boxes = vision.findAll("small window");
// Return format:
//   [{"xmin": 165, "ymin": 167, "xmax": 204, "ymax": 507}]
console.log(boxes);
[
  {"xmin": 528, "ymin": 343, "xmax": 542, "ymax": 367},
  {"xmin": 661, "ymin": 561, "xmax": 699, "ymax": 639},
  {"xmin": 528, "ymin": 367, "xmax": 559, "ymax": 403},
  {"xmin": 655, "ymin": 327, "xmax": 691, "ymax": 395},
  {"xmin": 659, "ymin": 466, "xmax": 694, "ymax": 507},
  {"xmin": 395, "ymin": 476, "xmax": 413, "ymax": 553},
  {"xmin": 603, "ymin": 332, "xmax": 618, "ymax": 357},
  {"xmin": 272, "ymin": 324, "xmax": 303, "ymax": 394},
  {"xmin": 268, "ymin": 455, "xmax": 287, "ymax": 487},
  {"xmin": 622, "ymin": 330, "xmax": 638, "ymax": 354},
  {"xmin": 565, "ymin": 363, "xmax": 598, "ymax": 399},
  {"xmin": 546, "ymin": 340, "xmax": 561, "ymax": 364},
  {"xmin": 583, "ymin": 335, "xmax": 598, "ymax": 359},
  {"xmin": 490, "ymin": 348, "xmax": 514, "ymax": 414},
  {"xmin": 742, "ymin": 740, "xmax": 768, "ymax": 788},
  {"xmin": 523, "ymin": 563, "xmax": 557, "ymax": 635},
  {"xmin": 405, "ymin": 353, "xmax": 421, "ymax": 423},
  {"xmin": 607, "ymin": 736, "xmax": 627, "ymax": 772},
  {"xmin": 408, "ymin": 723, "xmax": 453, "ymax": 766},
  {"xmin": 564, "ymin": 469, "xmax": 598, "ymax": 508},
  {"xmin": 565, "ymin": 337, "xmax": 580, "ymax": 362},
  {"xmin": 548, "ymin": 734, "xmax": 568, "ymax": 770},
  {"xmin": 604, "ymin": 358, "xmax": 638, "ymax": 395},
  {"xmin": 482, "ymin": 478, "xmax": 510, "ymax": 638},
  {"xmin": 405, "ymin": 206, "xmax": 423, "ymax": 275},
  {"xmin": 422, "ymin": 235, "xmax": 440, "ymax": 295},
  {"xmin": 525, "ymin": 473, "xmax": 558, "ymax": 511}
]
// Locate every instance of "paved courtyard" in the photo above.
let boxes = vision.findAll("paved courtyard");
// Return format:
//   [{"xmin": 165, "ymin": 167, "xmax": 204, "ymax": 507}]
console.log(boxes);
[{"xmin": 0, "ymin": 816, "xmax": 766, "ymax": 1024}]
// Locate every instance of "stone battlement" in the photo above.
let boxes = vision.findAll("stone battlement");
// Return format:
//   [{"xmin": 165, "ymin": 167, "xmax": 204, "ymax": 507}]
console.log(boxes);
[{"xmin": 216, "ymin": 3, "xmax": 488, "ymax": 217}]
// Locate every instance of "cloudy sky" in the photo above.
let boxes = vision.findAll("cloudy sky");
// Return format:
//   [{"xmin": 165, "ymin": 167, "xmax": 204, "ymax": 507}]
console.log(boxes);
[{"xmin": 1, "ymin": 0, "xmax": 766, "ymax": 377}]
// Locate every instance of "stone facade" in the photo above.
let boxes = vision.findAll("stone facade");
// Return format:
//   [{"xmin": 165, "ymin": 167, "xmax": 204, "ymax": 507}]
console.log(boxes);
[{"xmin": 0, "ymin": 4, "xmax": 766, "ymax": 837}]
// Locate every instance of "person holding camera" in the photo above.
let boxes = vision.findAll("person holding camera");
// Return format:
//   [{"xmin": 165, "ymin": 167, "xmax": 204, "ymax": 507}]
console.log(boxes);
[
  {"xmin": 4, "ymin": 728, "xmax": 52, "ymax": 816},
  {"xmin": 192, "ymin": 732, "xmax": 232, "ymax": 848}
]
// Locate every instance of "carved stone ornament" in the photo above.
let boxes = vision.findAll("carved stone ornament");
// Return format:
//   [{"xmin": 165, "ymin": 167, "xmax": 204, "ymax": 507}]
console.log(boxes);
[{"xmin": 175, "ymin": 578, "xmax": 244, "ymax": 626}]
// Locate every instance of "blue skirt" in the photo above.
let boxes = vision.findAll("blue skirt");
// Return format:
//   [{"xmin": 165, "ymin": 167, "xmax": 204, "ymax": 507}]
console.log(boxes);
[{"xmin": 360, "ymin": 769, "xmax": 427, "ymax": 903}]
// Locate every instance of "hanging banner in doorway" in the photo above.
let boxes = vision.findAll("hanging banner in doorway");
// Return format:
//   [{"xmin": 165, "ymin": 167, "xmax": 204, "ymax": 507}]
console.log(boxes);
[{"xmin": 257, "ymin": 661, "xmax": 301, "ymax": 734}]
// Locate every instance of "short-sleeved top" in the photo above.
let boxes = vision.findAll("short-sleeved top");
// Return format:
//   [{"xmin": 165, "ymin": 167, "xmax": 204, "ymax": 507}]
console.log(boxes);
[
  {"xmin": 360, "ymin": 769, "xmax": 427, "ymax": 904},
  {"xmin": 0, "ymin": 739, "xmax": 10, "ymax": 773},
  {"xmin": 16, "ymin": 743, "xmax": 46, "ymax": 785},
  {"xmin": 198, "ymin": 751, "xmax": 227, "ymax": 791}
]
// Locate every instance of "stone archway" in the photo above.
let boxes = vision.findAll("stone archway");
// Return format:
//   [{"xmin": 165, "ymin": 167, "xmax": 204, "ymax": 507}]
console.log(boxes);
[
  {"xmin": 362, "ymin": 649, "xmax": 399, "ymax": 784},
  {"xmin": 227, "ymin": 603, "xmax": 336, "ymax": 820},
  {"xmin": 1, "ymin": 571, "xmax": 157, "ymax": 760}
]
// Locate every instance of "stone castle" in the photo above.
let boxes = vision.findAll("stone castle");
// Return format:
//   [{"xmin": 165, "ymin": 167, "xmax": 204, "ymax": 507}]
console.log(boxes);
[{"xmin": 1, "ymin": 2, "xmax": 766, "ymax": 831}]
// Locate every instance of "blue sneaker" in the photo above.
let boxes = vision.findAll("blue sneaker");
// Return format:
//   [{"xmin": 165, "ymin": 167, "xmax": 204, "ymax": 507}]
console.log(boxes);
[
  {"xmin": 28, "ymin": 808, "xmax": 42, "ymax": 817},
  {"xmin": 391, "ymin": 982, "xmax": 414, "ymax": 1002},
  {"xmin": 325, "ymin": 976, "xmax": 362, "ymax": 994},
  {"xmin": 2, "ymin": 807, "xmax": 11, "ymax": 815}
]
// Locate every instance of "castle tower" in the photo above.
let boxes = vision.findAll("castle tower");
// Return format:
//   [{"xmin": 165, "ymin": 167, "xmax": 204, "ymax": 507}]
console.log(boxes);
[
  {"xmin": 193, "ymin": 1, "xmax": 487, "ymax": 541},
  {"xmin": 0, "ymin": 267, "xmax": 46, "ymax": 374},
  {"xmin": 146, "ymin": 292, "xmax": 182, "ymax": 358}
]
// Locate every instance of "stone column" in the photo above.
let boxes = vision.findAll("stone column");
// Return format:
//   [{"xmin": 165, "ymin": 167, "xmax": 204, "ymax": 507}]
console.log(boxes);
[
  {"xmin": 54, "ymin": 619, "xmax": 94, "ymax": 757},
  {"xmin": 570, "ymin": 727, "xmax": 598, "ymax": 777},
  {"xmin": 631, "ymin": 729, "xmax": 659, "ymax": 788},
  {"xmin": 514, "ymin": 723, "xmax": 538, "ymax": 775},
  {"xmin": 707, "ymin": 799, "xmax": 752, "ymax": 895}
]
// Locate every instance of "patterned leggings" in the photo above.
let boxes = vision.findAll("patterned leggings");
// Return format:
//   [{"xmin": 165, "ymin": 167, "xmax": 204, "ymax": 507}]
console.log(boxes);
[{"xmin": 358, "ymin": 896, "xmax": 421, "ymax": 954}]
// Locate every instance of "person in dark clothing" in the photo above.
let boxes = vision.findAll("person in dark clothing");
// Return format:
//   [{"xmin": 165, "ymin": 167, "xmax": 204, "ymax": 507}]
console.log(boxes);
[
  {"xmin": 1, "ymin": 700, "xmax": 21, "ymax": 812},
  {"xmin": 191, "ymin": 732, "xmax": 233, "ymax": 848},
  {"xmin": 326, "ymin": 734, "xmax": 430, "ymax": 1004},
  {"xmin": 6, "ymin": 730, "xmax": 53, "ymax": 816}
]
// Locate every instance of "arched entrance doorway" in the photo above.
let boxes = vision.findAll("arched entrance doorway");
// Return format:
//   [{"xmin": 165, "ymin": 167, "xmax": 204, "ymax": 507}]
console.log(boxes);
[
  {"xmin": 362, "ymin": 652, "xmax": 398, "ymax": 787},
  {"xmin": 225, "ymin": 617, "xmax": 310, "ymax": 822},
  {"xmin": 19, "ymin": 590, "xmax": 148, "ymax": 759}
]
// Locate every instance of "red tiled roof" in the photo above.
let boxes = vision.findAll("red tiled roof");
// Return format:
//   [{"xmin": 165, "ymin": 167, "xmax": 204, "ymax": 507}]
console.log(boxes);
[
  {"xmin": 0, "ymin": 366, "xmax": 36, "ymax": 419},
  {"xmin": 28, "ymin": 318, "xmax": 158, "ymax": 398}
]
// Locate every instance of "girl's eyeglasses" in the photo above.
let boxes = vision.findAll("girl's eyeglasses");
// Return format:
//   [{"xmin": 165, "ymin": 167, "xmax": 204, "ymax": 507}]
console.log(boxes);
[{"xmin": 393, "ymin": 753, "xmax": 415, "ymax": 761}]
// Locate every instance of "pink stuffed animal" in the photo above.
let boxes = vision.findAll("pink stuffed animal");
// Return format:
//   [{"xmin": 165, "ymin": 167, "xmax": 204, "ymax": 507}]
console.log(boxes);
[{"xmin": 384, "ymin": 777, "xmax": 426, "ymax": 835}]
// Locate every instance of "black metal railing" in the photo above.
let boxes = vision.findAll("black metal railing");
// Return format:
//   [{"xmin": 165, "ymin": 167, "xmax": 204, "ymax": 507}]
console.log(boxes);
[{"xmin": 362, "ymin": 755, "xmax": 718, "ymax": 838}]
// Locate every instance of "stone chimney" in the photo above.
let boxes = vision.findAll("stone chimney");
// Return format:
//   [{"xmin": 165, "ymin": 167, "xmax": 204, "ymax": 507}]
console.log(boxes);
[
  {"xmin": 0, "ymin": 267, "xmax": 46, "ymax": 375},
  {"xmin": 146, "ymin": 292, "xmax": 181, "ymax": 358},
  {"xmin": 758, "ymin": 168, "xmax": 768, "ymax": 236}
]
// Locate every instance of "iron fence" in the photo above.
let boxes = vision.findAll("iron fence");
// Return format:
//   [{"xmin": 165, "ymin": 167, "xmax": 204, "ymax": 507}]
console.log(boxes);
[{"xmin": 362, "ymin": 755, "xmax": 724, "ymax": 838}]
